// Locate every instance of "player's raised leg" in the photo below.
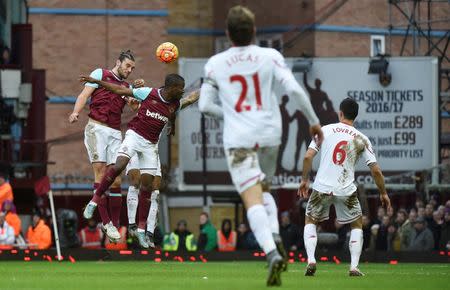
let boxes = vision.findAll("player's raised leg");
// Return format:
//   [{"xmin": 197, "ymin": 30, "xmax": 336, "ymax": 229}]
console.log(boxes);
[
  {"xmin": 136, "ymin": 173, "xmax": 154, "ymax": 249},
  {"xmin": 146, "ymin": 174, "xmax": 161, "ymax": 248},
  {"xmin": 243, "ymin": 185, "xmax": 283, "ymax": 286},
  {"xmin": 84, "ymin": 162, "xmax": 110, "ymax": 224},
  {"xmin": 126, "ymin": 156, "xmax": 140, "ymax": 237},
  {"xmin": 106, "ymin": 134, "xmax": 124, "ymax": 229},
  {"xmin": 93, "ymin": 155, "xmax": 129, "ymax": 241},
  {"xmin": 108, "ymin": 174, "xmax": 122, "ymax": 228},
  {"xmin": 258, "ymin": 146, "xmax": 288, "ymax": 269},
  {"xmin": 226, "ymin": 148, "xmax": 283, "ymax": 286},
  {"xmin": 82, "ymin": 122, "xmax": 109, "ymax": 221}
]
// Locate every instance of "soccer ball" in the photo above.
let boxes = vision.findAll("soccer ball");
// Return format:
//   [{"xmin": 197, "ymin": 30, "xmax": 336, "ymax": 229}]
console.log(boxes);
[{"xmin": 156, "ymin": 42, "xmax": 179, "ymax": 63}]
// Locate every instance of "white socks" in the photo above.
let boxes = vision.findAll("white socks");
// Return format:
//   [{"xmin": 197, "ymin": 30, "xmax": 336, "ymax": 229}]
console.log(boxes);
[
  {"xmin": 262, "ymin": 192, "xmax": 279, "ymax": 235},
  {"xmin": 304, "ymin": 223, "xmax": 317, "ymax": 264},
  {"xmin": 349, "ymin": 228, "xmax": 363, "ymax": 270},
  {"xmin": 247, "ymin": 204, "xmax": 277, "ymax": 254},
  {"xmin": 146, "ymin": 190, "xmax": 160, "ymax": 233},
  {"xmin": 127, "ymin": 185, "xmax": 139, "ymax": 224}
]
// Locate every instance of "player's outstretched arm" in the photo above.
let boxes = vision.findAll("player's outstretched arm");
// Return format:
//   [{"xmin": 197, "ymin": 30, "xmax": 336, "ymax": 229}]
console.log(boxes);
[
  {"xmin": 369, "ymin": 162, "xmax": 392, "ymax": 210},
  {"xmin": 180, "ymin": 90, "xmax": 200, "ymax": 110},
  {"xmin": 79, "ymin": 75, "xmax": 133, "ymax": 97},
  {"xmin": 69, "ymin": 86, "xmax": 95, "ymax": 123},
  {"xmin": 298, "ymin": 148, "xmax": 317, "ymax": 198},
  {"xmin": 199, "ymin": 81, "xmax": 223, "ymax": 119}
]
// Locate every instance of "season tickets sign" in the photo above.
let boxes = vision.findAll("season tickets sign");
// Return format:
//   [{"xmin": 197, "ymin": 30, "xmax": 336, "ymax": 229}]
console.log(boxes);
[{"xmin": 178, "ymin": 57, "xmax": 438, "ymax": 191}]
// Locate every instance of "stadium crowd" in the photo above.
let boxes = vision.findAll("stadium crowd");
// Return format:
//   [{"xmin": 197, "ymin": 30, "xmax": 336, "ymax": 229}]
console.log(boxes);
[
  {"xmin": 0, "ymin": 172, "xmax": 52, "ymax": 250},
  {"xmin": 0, "ymin": 169, "xmax": 449, "ymax": 252}
]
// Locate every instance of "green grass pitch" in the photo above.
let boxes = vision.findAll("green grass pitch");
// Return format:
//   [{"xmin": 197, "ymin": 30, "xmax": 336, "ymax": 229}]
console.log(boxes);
[{"xmin": 0, "ymin": 261, "xmax": 448, "ymax": 290}]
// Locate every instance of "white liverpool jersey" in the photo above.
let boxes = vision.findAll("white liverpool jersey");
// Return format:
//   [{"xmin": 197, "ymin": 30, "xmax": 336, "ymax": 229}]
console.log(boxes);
[
  {"xmin": 201, "ymin": 45, "xmax": 318, "ymax": 149},
  {"xmin": 310, "ymin": 122, "xmax": 377, "ymax": 196}
]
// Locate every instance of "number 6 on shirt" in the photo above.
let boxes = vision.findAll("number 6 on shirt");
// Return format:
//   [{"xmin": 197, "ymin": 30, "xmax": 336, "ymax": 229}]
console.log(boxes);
[
  {"xmin": 230, "ymin": 73, "xmax": 262, "ymax": 112},
  {"xmin": 332, "ymin": 140, "xmax": 348, "ymax": 165}
]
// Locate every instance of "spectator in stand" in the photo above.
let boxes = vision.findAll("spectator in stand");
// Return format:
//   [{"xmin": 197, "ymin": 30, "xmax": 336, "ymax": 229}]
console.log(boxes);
[
  {"xmin": 197, "ymin": 212, "xmax": 217, "ymax": 252},
  {"xmin": 386, "ymin": 206, "xmax": 395, "ymax": 222},
  {"xmin": 387, "ymin": 223, "xmax": 400, "ymax": 251},
  {"xmin": 2, "ymin": 200, "xmax": 21, "ymax": 237},
  {"xmin": 424, "ymin": 204, "xmax": 434, "ymax": 225},
  {"xmin": 375, "ymin": 215, "xmax": 390, "ymax": 250},
  {"xmin": 428, "ymin": 195, "xmax": 439, "ymax": 209},
  {"xmin": 373, "ymin": 207, "xmax": 385, "ymax": 225},
  {"xmin": 0, "ymin": 172, "xmax": 13, "ymax": 207},
  {"xmin": 437, "ymin": 205, "xmax": 445, "ymax": 217},
  {"xmin": 26, "ymin": 212, "xmax": 52, "ymax": 250},
  {"xmin": 409, "ymin": 209, "xmax": 418, "ymax": 222},
  {"xmin": 57, "ymin": 209, "xmax": 80, "ymax": 248},
  {"xmin": 415, "ymin": 199, "xmax": 424, "ymax": 210},
  {"xmin": 217, "ymin": 219, "xmax": 237, "ymax": 251},
  {"xmin": 417, "ymin": 206, "xmax": 426, "ymax": 218},
  {"xmin": 236, "ymin": 223, "xmax": 259, "ymax": 250},
  {"xmin": 79, "ymin": 218, "xmax": 103, "ymax": 249},
  {"xmin": 279, "ymin": 211, "xmax": 301, "ymax": 251},
  {"xmin": 398, "ymin": 209, "xmax": 415, "ymax": 251},
  {"xmin": 368, "ymin": 224, "xmax": 379, "ymax": 251},
  {"xmin": 0, "ymin": 212, "xmax": 15, "ymax": 249},
  {"xmin": 408, "ymin": 217, "xmax": 434, "ymax": 251},
  {"xmin": 163, "ymin": 220, "xmax": 197, "ymax": 251},
  {"xmin": 439, "ymin": 209, "xmax": 450, "ymax": 251},
  {"xmin": 362, "ymin": 215, "xmax": 371, "ymax": 250},
  {"xmin": 431, "ymin": 210, "xmax": 444, "ymax": 250}
]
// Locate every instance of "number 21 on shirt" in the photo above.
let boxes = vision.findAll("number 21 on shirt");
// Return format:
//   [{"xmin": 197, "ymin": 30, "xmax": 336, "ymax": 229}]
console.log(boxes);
[{"xmin": 230, "ymin": 73, "xmax": 262, "ymax": 112}]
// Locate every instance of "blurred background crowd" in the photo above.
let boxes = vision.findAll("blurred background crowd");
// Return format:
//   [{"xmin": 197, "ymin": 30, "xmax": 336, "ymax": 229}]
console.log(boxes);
[{"xmin": 1, "ymin": 169, "xmax": 448, "ymax": 252}]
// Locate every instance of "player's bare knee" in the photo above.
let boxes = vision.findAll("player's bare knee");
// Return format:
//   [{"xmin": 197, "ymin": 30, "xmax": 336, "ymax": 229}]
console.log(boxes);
[
  {"xmin": 152, "ymin": 176, "xmax": 161, "ymax": 191},
  {"xmin": 350, "ymin": 216, "xmax": 363, "ymax": 229},
  {"xmin": 128, "ymin": 169, "xmax": 141, "ymax": 188},
  {"xmin": 92, "ymin": 163, "xmax": 106, "ymax": 181},
  {"xmin": 261, "ymin": 181, "xmax": 271, "ymax": 193},
  {"xmin": 114, "ymin": 156, "xmax": 130, "ymax": 172},
  {"xmin": 305, "ymin": 216, "xmax": 319, "ymax": 226},
  {"xmin": 111, "ymin": 175, "xmax": 121, "ymax": 188},
  {"xmin": 140, "ymin": 174, "xmax": 154, "ymax": 192},
  {"xmin": 241, "ymin": 183, "xmax": 263, "ymax": 210}
]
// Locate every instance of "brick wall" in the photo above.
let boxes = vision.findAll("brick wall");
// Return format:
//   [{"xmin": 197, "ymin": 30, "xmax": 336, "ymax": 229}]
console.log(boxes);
[{"xmin": 28, "ymin": 0, "xmax": 169, "ymax": 178}]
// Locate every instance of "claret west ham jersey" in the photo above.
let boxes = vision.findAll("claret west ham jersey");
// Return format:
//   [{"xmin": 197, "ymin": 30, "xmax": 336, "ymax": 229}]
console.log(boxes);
[
  {"xmin": 128, "ymin": 87, "xmax": 180, "ymax": 143},
  {"xmin": 85, "ymin": 68, "xmax": 130, "ymax": 130},
  {"xmin": 309, "ymin": 122, "xmax": 377, "ymax": 196}
]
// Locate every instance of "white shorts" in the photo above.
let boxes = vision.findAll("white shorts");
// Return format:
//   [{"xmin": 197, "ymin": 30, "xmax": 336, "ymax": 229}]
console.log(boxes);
[
  {"xmin": 118, "ymin": 130, "xmax": 158, "ymax": 175},
  {"xmin": 126, "ymin": 154, "xmax": 162, "ymax": 176},
  {"xmin": 305, "ymin": 190, "xmax": 362, "ymax": 224},
  {"xmin": 84, "ymin": 120, "xmax": 122, "ymax": 165},
  {"xmin": 226, "ymin": 147, "xmax": 275, "ymax": 194}
]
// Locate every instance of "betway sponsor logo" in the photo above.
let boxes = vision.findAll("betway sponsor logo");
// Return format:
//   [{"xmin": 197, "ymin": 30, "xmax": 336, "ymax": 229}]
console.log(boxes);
[{"xmin": 146, "ymin": 110, "xmax": 168, "ymax": 123}]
